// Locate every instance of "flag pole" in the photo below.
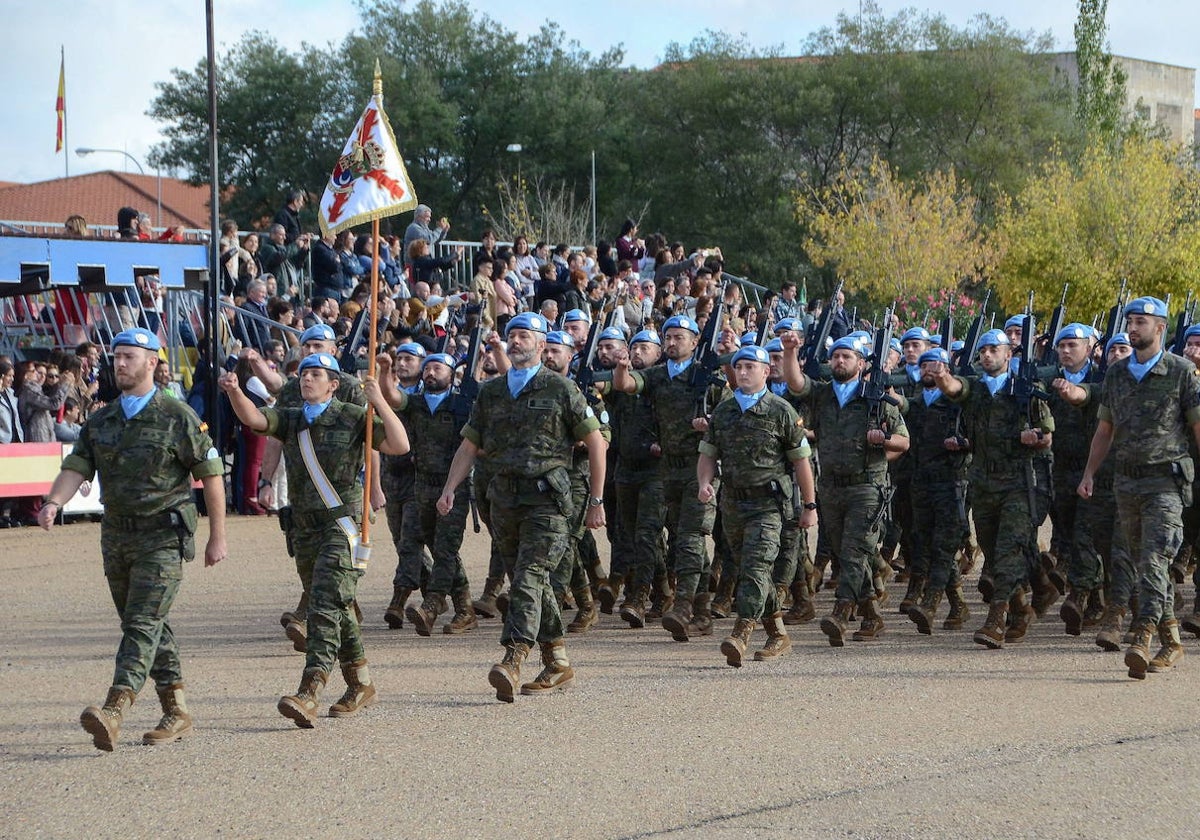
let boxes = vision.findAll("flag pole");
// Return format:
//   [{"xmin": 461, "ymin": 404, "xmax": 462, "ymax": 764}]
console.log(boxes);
[{"xmin": 359, "ymin": 62, "xmax": 384, "ymax": 554}]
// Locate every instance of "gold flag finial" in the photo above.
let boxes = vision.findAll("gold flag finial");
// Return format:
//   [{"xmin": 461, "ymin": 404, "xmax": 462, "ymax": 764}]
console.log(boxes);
[{"xmin": 373, "ymin": 59, "xmax": 382, "ymax": 97}]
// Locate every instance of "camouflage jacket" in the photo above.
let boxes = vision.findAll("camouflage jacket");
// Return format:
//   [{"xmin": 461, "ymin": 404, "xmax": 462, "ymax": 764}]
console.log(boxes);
[
  {"xmin": 949, "ymin": 376, "xmax": 1053, "ymax": 489},
  {"xmin": 699, "ymin": 392, "xmax": 810, "ymax": 490},
  {"xmin": 790, "ymin": 377, "xmax": 908, "ymax": 485},
  {"xmin": 630, "ymin": 361, "xmax": 728, "ymax": 476}
]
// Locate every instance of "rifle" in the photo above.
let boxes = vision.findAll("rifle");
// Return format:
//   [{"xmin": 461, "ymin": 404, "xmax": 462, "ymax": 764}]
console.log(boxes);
[
  {"xmin": 338, "ymin": 306, "xmax": 372, "ymax": 373},
  {"xmin": 686, "ymin": 279, "xmax": 731, "ymax": 417},
  {"xmin": 857, "ymin": 305, "xmax": 900, "ymax": 419},
  {"xmin": 572, "ymin": 317, "xmax": 605, "ymax": 404},
  {"xmin": 1170, "ymin": 289, "xmax": 1195, "ymax": 354},
  {"xmin": 1039, "ymin": 283, "xmax": 1069, "ymax": 366},
  {"xmin": 955, "ymin": 289, "xmax": 991, "ymax": 377},
  {"xmin": 1097, "ymin": 279, "xmax": 1130, "ymax": 377},
  {"xmin": 802, "ymin": 279, "xmax": 844, "ymax": 380},
  {"xmin": 939, "ymin": 299, "xmax": 955, "ymax": 354},
  {"xmin": 1006, "ymin": 313, "xmax": 1051, "ymax": 529},
  {"xmin": 452, "ymin": 327, "xmax": 485, "ymax": 532}
]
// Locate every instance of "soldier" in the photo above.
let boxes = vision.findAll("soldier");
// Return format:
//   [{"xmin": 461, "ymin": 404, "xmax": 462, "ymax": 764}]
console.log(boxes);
[
  {"xmin": 594, "ymin": 325, "xmax": 631, "ymax": 611},
  {"xmin": 438, "ymin": 312, "xmax": 606, "ymax": 702},
  {"xmin": 892, "ymin": 326, "xmax": 932, "ymax": 608},
  {"xmin": 1078, "ymin": 297, "xmax": 1200, "ymax": 679},
  {"xmin": 222, "ymin": 353, "xmax": 410, "ymax": 726},
  {"xmin": 699, "ymin": 345, "xmax": 817, "ymax": 667},
  {"xmin": 928, "ymin": 329, "xmax": 1054, "ymax": 649},
  {"xmin": 39, "ymin": 327, "xmax": 227, "ymax": 751},
  {"xmin": 471, "ymin": 338, "xmax": 509, "ymax": 619},
  {"xmin": 778, "ymin": 331, "xmax": 910, "ymax": 646},
  {"xmin": 1179, "ymin": 325, "xmax": 1200, "ymax": 638}
]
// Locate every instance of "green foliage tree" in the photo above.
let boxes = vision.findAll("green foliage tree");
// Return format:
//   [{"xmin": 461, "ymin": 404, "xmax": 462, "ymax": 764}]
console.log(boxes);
[{"xmin": 1073, "ymin": 0, "xmax": 1128, "ymax": 143}]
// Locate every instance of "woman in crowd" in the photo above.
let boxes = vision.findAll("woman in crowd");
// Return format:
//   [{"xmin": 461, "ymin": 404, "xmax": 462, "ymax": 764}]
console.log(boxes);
[{"xmin": 407, "ymin": 239, "xmax": 462, "ymax": 286}]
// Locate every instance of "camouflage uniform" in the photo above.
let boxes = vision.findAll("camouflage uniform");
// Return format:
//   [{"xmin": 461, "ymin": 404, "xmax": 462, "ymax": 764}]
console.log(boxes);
[
  {"xmin": 1097, "ymin": 352, "xmax": 1200, "ymax": 625},
  {"xmin": 608, "ymin": 387, "xmax": 666, "ymax": 596},
  {"xmin": 261, "ymin": 400, "xmax": 386, "ymax": 674},
  {"xmin": 700, "ymin": 393, "xmax": 810, "ymax": 620},
  {"xmin": 1045, "ymin": 365, "xmax": 1099, "ymax": 589},
  {"xmin": 463, "ymin": 367, "xmax": 601, "ymax": 648},
  {"xmin": 382, "ymin": 418, "xmax": 430, "ymax": 592},
  {"xmin": 62, "ymin": 391, "xmax": 223, "ymax": 693}
]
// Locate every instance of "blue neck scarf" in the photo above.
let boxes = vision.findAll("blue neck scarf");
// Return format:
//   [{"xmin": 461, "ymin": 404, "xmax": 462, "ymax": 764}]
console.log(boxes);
[
  {"xmin": 733, "ymin": 386, "xmax": 768, "ymax": 413},
  {"xmin": 402, "ymin": 381, "xmax": 422, "ymax": 395},
  {"xmin": 303, "ymin": 399, "xmax": 332, "ymax": 424},
  {"xmin": 1127, "ymin": 350, "xmax": 1163, "ymax": 382},
  {"xmin": 832, "ymin": 378, "xmax": 858, "ymax": 408},
  {"xmin": 120, "ymin": 389, "xmax": 155, "ymax": 419},
  {"xmin": 922, "ymin": 387, "xmax": 942, "ymax": 406},
  {"xmin": 1062, "ymin": 363, "xmax": 1090, "ymax": 385},
  {"xmin": 507, "ymin": 364, "xmax": 541, "ymax": 398},
  {"xmin": 981, "ymin": 371, "xmax": 1009, "ymax": 396},
  {"xmin": 1009, "ymin": 356, "xmax": 1021, "ymax": 373},
  {"xmin": 424, "ymin": 389, "xmax": 450, "ymax": 413},
  {"xmin": 769, "ymin": 380, "xmax": 788, "ymax": 396},
  {"xmin": 906, "ymin": 363, "xmax": 921, "ymax": 382},
  {"xmin": 666, "ymin": 357, "xmax": 693, "ymax": 379}
]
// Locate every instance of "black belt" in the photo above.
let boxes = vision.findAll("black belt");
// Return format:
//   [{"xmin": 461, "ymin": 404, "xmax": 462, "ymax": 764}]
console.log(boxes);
[
  {"xmin": 1117, "ymin": 461, "xmax": 1176, "ymax": 480},
  {"xmin": 663, "ymin": 454, "xmax": 694, "ymax": 468},
  {"xmin": 726, "ymin": 484, "xmax": 780, "ymax": 501},
  {"xmin": 493, "ymin": 474, "xmax": 553, "ymax": 495},
  {"xmin": 291, "ymin": 506, "xmax": 352, "ymax": 529},
  {"xmin": 104, "ymin": 510, "xmax": 182, "ymax": 531},
  {"xmin": 820, "ymin": 473, "xmax": 875, "ymax": 488}
]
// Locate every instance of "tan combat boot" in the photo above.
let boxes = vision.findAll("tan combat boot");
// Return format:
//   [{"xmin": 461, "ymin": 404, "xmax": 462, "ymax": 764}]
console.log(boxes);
[
  {"xmin": 973, "ymin": 601, "xmax": 1008, "ymax": 649},
  {"xmin": 520, "ymin": 640, "xmax": 576, "ymax": 695},
  {"xmin": 853, "ymin": 597, "xmax": 885, "ymax": 641},
  {"xmin": 142, "ymin": 683, "xmax": 193, "ymax": 745},
  {"xmin": 661, "ymin": 594, "xmax": 695, "ymax": 642},
  {"xmin": 1042, "ymin": 550, "xmax": 1067, "ymax": 595},
  {"xmin": 783, "ymin": 580, "xmax": 816, "ymax": 625},
  {"xmin": 619, "ymin": 584, "xmax": 649, "ymax": 629},
  {"xmin": 977, "ymin": 572, "xmax": 995, "ymax": 604},
  {"xmin": 280, "ymin": 591, "xmax": 308, "ymax": 629},
  {"xmin": 1005, "ymin": 589, "xmax": 1035, "ymax": 642},
  {"xmin": 1148, "ymin": 619, "xmax": 1185, "ymax": 673},
  {"xmin": 1094, "ymin": 603, "xmax": 1127, "ymax": 652},
  {"xmin": 1125, "ymin": 618, "xmax": 1157, "ymax": 680},
  {"xmin": 754, "ymin": 612, "xmax": 793, "ymax": 661},
  {"xmin": 406, "ymin": 593, "xmax": 448, "ymax": 637},
  {"xmin": 597, "ymin": 575, "xmax": 622, "ymax": 615},
  {"xmin": 472, "ymin": 577, "xmax": 503, "ymax": 619},
  {"xmin": 1030, "ymin": 568, "xmax": 1060, "ymax": 617},
  {"xmin": 80, "ymin": 685, "xmax": 136, "ymax": 752},
  {"xmin": 277, "ymin": 668, "xmax": 327, "ymax": 728},
  {"xmin": 567, "ymin": 587, "xmax": 599, "ymax": 633},
  {"xmin": 899, "ymin": 574, "xmax": 926, "ymax": 615},
  {"xmin": 943, "ymin": 583, "xmax": 970, "ymax": 631},
  {"xmin": 443, "ymin": 588, "xmax": 479, "ymax": 635},
  {"xmin": 488, "ymin": 642, "xmax": 531, "ymax": 703},
  {"xmin": 1059, "ymin": 585, "xmax": 1089, "ymax": 637},
  {"xmin": 710, "ymin": 574, "xmax": 736, "ymax": 619},
  {"xmin": 328, "ymin": 659, "xmax": 377, "ymax": 717},
  {"xmin": 284, "ymin": 616, "xmax": 307, "ymax": 653},
  {"xmin": 687, "ymin": 591, "xmax": 715, "ymax": 638},
  {"xmin": 383, "ymin": 586, "xmax": 413, "ymax": 629},
  {"xmin": 819, "ymin": 599, "xmax": 855, "ymax": 647},
  {"xmin": 720, "ymin": 617, "xmax": 756, "ymax": 668},
  {"xmin": 1081, "ymin": 589, "xmax": 1105, "ymax": 629},
  {"xmin": 907, "ymin": 589, "xmax": 943, "ymax": 636}
]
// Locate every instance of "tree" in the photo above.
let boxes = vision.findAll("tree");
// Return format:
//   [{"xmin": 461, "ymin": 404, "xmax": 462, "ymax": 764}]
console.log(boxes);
[
  {"xmin": 993, "ymin": 136, "xmax": 1200, "ymax": 319},
  {"xmin": 1073, "ymin": 0, "xmax": 1128, "ymax": 143}
]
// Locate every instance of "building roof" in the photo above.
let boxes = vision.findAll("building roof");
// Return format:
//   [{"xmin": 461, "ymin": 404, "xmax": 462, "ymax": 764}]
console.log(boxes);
[{"xmin": 0, "ymin": 170, "xmax": 211, "ymax": 233}]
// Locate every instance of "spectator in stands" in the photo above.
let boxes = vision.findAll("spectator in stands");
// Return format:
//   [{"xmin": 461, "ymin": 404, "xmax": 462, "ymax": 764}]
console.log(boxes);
[
  {"xmin": 273, "ymin": 189, "xmax": 304, "ymax": 243},
  {"xmin": 267, "ymin": 298, "xmax": 300, "ymax": 351},
  {"xmin": 596, "ymin": 240, "xmax": 617, "ymax": 280},
  {"xmin": 154, "ymin": 361, "xmax": 186, "ymax": 401},
  {"xmin": 535, "ymin": 261, "xmax": 570, "ymax": 312},
  {"xmin": 259, "ymin": 224, "xmax": 310, "ymax": 298},
  {"xmin": 354, "ymin": 233, "xmax": 399, "ymax": 291},
  {"xmin": 513, "ymin": 235, "xmax": 539, "ymax": 302},
  {"xmin": 564, "ymin": 269, "xmax": 589, "ymax": 314},
  {"xmin": 774, "ymin": 281, "xmax": 803, "ymax": 322},
  {"xmin": 403, "ymin": 203, "xmax": 450, "ymax": 257},
  {"xmin": 533, "ymin": 241, "xmax": 551, "ymax": 268},
  {"xmin": 54, "ymin": 397, "xmax": 83, "ymax": 441},
  {"xmin": 136, "ymin": 212, "xmax": 154, "ymax": 241},
  {"xmin": 237, "ymin": 279, "xmax": 273, "ymax": 353},
  {"xmin": 493, "ymin": 257, "xmax": 518, "ymax": 333},
  {"xmin": 828, "ymin": 287, "xmax": 852, "ymax": 340},
  {"xmin": 18, "ymin": 361, "xmax": 69, "ymax": 443},
  {"xmin": 0, "ymin": 360, "xmax": 22, "ymax": 444},
  {"xmin": 116, "ymin": 207, "xmax": 139, "ymax": 240},
  {"xmin": 407, "ymin": 238, "xmax": 462, "ymax": 286},
  {"xmin": 803, "ymin": 297, "xmax": 822, "ymax": 332},
  {"xmin": 539, "ymin": 299, "xmax": 559, "ymax": 324},
  {"xmin": 336, "ymin": 230, "xmax": 366, "ymax": 289},
  {"xmin": 473, "ymin": 228, "xmax": 498, "ymax": 273},
  {"xmin": 551, "ymin": 243, "xmax": 572, "ymax": 283},
  {"xmin": 219, "ymin": 219, "xmax": 243, "ymax": 296},
  {"xmin": 302, "ymin": 295, "xmax": 338, "ymax": 329},
  {"xmin": 470, "ymin": 257, "xmax": 497, "ymax": 330},
  {"xmin": 616, "ymin": 219, "xmax": 646, "ymax": 266},
  {"xmin": 232, "ymin": 357, "xmax": 271, "ymax": 515},
  {"xmin": 310, "ymin": 230, "xmax": 345, "ymax": 302},
  {"xmin": 136, "ymin": 274, "xmax": 165, "ymax": 334},
  {"xmin": 64, "ymin": 214, "xmax": 89, "ymax": 238}
]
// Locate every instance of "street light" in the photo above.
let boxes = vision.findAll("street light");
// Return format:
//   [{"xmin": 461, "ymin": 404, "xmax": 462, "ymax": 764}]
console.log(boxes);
[{"xmin": 76, "ymin": 147, "xmax": 161, "ymax": 227}]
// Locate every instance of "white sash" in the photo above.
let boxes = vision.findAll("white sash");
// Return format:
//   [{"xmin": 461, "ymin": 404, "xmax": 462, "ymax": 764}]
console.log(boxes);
[{"xmin": 297, "ymin": 428, "xmax": 369, "ymax": 570}]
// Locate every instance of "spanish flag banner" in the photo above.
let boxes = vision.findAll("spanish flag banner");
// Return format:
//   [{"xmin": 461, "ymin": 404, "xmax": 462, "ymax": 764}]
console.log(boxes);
[{"xmin": 55, "ymin": 49, "xmax": 65, "ymax": 153}]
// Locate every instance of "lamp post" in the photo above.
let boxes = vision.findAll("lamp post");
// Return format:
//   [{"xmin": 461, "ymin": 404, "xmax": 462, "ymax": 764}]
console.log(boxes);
[{"xmin": 76, "ymin": 147, "xmax": 162, "ymax": 227}]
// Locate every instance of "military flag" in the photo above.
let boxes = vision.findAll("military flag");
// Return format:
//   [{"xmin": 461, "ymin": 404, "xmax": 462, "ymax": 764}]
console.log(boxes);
[{"xmin": 55, "ymin": 48, "xmax": 66, "ymax": 154}]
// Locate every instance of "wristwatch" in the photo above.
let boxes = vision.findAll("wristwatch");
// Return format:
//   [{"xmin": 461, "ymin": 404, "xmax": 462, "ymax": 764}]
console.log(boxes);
[
  {"xmin": 258, "ymin": 479, "xmax": 273, "ymax": 490},
  {"xmin": 802, "ymin": 502, "xmax": 818, "ymax": 511},
  {"xmin": 587, "ymin": 496, "xmax": 604, "ymax": 508}
]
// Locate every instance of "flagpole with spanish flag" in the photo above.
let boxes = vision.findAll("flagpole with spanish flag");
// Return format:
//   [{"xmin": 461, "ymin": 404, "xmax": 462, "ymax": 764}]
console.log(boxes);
[
  {"xmin": 317, "ymin": 59, "xmax": 419, "ymax": 568},
  {"xmin": 56, "ymin": 46, "xmax": 67, "ymax": 177}
]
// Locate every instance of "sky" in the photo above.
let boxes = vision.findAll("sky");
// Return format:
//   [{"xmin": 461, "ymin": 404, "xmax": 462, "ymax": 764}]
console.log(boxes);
[{"xmin": 1, "ymin": 0, "xmax": 1196, "ymax": 190}]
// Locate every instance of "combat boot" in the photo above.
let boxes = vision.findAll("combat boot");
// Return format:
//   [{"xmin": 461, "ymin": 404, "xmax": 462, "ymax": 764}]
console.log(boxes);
[
  {"xmin": 687, "ymin": 591, "xmax": 715, "ymax": 637},
  {"xmin": 1005, "ymin": 589, "xmax": 1035, "ymax": 642},
  {"xmin": 1060, "ymin": 585, "xmax": 1089, "ymax": 637},
  {"xmin": 619, "ymin": 585, "xmax": 649, "ymax": 629},
  {"xmin": 280, "ymin": 591, "xmax": 308, "ymax": 629},
  {"xmin": 907, "ymin": 588, "xmax": 943, "ymax": 636},
  {"xmin": 1042, "ymin": 550, "xmax": 1067, "ymax": 595},
  {"xmin": 488, "ymin": 642, "xmax": 531, "ymax": 703},
  {"xmin": 811, "ymin": 552, "xmax": 831, "ymax": 592},
  {"xmin": 495, "ymin": 589, "xmax": 510, "ymax": 619},
  {"xmin": 472, "ymin": 577, "xmax": 503, "ymax": 619},
  {"xmin": 520, "ymin": 639, "xmax": 575, "ymax": 695},
  {"xmin": 1030, "ymin": 569, "xmax": 1060, "ymax": 617},
  {"xmin": 597, "ymin": 575, "xmax": 622, "ymax": 615},
  {"xmin": 1148, "ymin": 619, "xmax": 1185, "ymax": 673},
  {"xmin": 819, "ymin": 599, "xmax": 855, "ymax": 647},
  {"xmin": 142, "ymin": 683, "xmax": 193, "ymax": 745},
  {"xmin": 853, "ymin": 598, "xmax": 885, "ymax": 641},
  {"xmin": 973, "ymin": 601, "xmax": 1008, "ymax": 649},
  {"xmin": 278, "ymin": 668, "xmax": 327, "ymax": 728},
  {"xmin": 943, "ymin": 584, "xmax": 970, "ymax": 631},
  {"xmin": 1181, "ymin": 595, "xmax": 1200, "ymax": 637},
  {"xmin": 1123, "ymin": 595, "xmax": 1139, "ymax": 644},
  {"xmin": 1095, "ymin": 603, "xmax": 1127, "ymax": 651},
  {"xmin": 872, "ymin": 570, "xmax": 890, "ymax": 607},
  {"xmin": 1125, "ymin": 619, "xmax": 1156, "ymax": 680},
  {"xmin": 710, "ymin": 574, "xmax": 736, "ymax": 619},
  {"xmin": 661, "ymin": 596, "xmax": 695, "ymax": 642},
  {"xmin": 383, "ymin": 586, "xmax": 413, "ymax": 629},
  {"xmin": 406, "ymin": 593, "xmax": 448, "ymax": 637},
  {"xmin": 720, "ymin": 617, "xmax": 756, "ymax": 668},
  {"xmin": 977, "ymin": 573, "xmax": 994, "ymax": 604},
  {"xmin": 899, "ymin": 574, "xmax": 925, "ymax": 615},
  {"xmin": 1169, "ymin": 544, "xmax": 1192, "ymax": 584},
  {"xmin": 328, "ymin": 659, "xmax": 377, "ymax": 717},
  {"xmin": 567, "ymin": 587, "xmax": 598, "ymax": 633},
  {"xmin": 443, "ymin": 588, "xmax": 479, "ymax": 635},
  {"xmin": 1082, "ymin": 589, "xmax": 1105, "ymax": 629},
  {"xmin": 783, "ymin": 580, "xmax": 815, "ymax": 625},
  {"xmin": 80, "ymin": 685, "xmax": 135, "ymax": 752},
  {"xmin": 775, "ymin": 583, "xmax": 791, "ymax": 610},
  {"xmin": 754, "ymin": 612, "xmax": 792, "ymax": 661},
  {"xmin": 284, "ymin": 617, "xmax": 307, "ymax": 653}
]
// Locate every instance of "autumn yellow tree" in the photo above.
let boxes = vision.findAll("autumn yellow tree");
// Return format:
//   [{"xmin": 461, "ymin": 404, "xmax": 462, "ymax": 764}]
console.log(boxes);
[
  {"xmin": 993, "ymin": 136, "xmax": 1200, "ymax": 318},
  {"xmin": 796, "ymin": 156, "xmax": 996, "ymax": 313}
]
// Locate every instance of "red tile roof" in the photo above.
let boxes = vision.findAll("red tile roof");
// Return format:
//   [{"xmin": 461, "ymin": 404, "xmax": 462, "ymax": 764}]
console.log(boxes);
[{"xmin": 0, "ymin": 171, "xmax": 211, "ymax": 233}]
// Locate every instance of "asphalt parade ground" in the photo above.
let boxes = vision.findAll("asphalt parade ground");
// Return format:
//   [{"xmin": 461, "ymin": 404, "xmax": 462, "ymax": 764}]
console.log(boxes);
[{"xmin": 3, "ymin": 515, "xmax": 1198, "ymax": 839}]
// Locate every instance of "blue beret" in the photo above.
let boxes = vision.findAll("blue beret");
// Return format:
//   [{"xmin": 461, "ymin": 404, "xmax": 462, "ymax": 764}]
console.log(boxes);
[
  {"xmin": 1184, "ymin": 324, "xmax": 1200, "ymax": 341},
  {"xmin": 1124, "ymin": 296, "xmax": 1168, "ymax": 318},
  {"xmin": 830, "ymin": 336, "xmax": 868, "ymax": 357},
  {"xmin": 395, "ymin": 342, "xmax": 426, "ymax": 358},
  {"xmin": 1004, "ymin": 315, "xmax": 1027, "ymax": 330},
  {"xmin": 919, "ymin": 348, "xmax": 950, "ymax": 365},
  {"xmin": 900, "ymin": 327, "xmax": 931, "ymax": 344},
  {"xmin": 1106, "ymin": 332, "xmax": 1131, "ymax": 351},
  {"xmin": 298, "ymin": 353, "xmax": 340, "ymax": 374},
  {"xmin": 663, "ymin": 315, "xmax": 699, "ymax": 335},
  {"xmin": 773, "ymin": 317, "xmax": 803, "ymax": 334},
  {"xmin": 978, "ymin": 329, "xmax": 1011, "ymax": 348},
  {"xmin": 765, "ymin": 338, "xmax": 784, "ymax": 353},
  {"xmin": 889, "ymin": 338, "xmax": 902, "ymax": 354},
  {"xmin": 929, "ymin": 334, "xmax": 943, "ymax": 347},
  {"xmin": 598, "ymin": 326, "xmax": 626, "ymax": 342},
  {"xmin": 630, "ymin": 330, "xmax": 661, "ymax": 346},
  {"xmin": 950, "ymin": 339, "xmax": 965, "ymax": 352},
  {"xmin": 732, "ymin": 346, "xmax": 771, "ymax": 366},
  {"xmin": 422, "ymin": 352, "xmax": 456, "ymax": 369},
  {"xmin": 300, "ymin": 324, "xmax": 336, "ymax": 344},
  {"xmin": 545, "ymin": 330, "xmax": 575, "ymax": 348},
  {"xmin": 563, "ymin": 308, "xmax": 591, "ymax": 324},
  {"xmin": 111, "ymin": 327, "xmax": 161, "ymax": 352},
  {"xmin": 506, "ymin": 312, "xmax": 549, "ymax": 335},
  {"xmin": 739, "ymin": 332, "xmax": 758, "ymax": 346},
  {"xmin": 1055, "ymin": 322, "xmax": 1095, "ymax": 345}
]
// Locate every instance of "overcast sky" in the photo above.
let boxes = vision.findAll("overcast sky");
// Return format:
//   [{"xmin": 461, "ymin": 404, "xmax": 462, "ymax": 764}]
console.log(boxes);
[{"xmin": 1, "ymin": 0, "xmax": 1196, "ymax": 192}]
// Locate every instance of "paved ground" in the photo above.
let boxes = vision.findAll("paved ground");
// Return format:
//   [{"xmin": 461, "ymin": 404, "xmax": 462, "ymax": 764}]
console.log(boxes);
[{"xmin": 3, "ymin": 514, "xmax": 1199, "ymax": 839}]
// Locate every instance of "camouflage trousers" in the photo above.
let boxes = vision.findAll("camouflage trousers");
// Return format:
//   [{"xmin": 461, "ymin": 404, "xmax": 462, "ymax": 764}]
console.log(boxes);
[
  {"xmin": 402, "ymin": 480, "xmax": 470, "ymax": 597},
  {"xmin": 720, "ymin": 497, "xmax": 784, "ymax": 621},
  {"xmin": 1116, "ymin": 489, "xmax": 1182, "ymax": 623},
  {"xmin": 969, "ymin": 482, "xmax": 1033, "ymax": 604},
  {"xmin": 293, "ymin": 520, "xmax": 365, "ymax": 674},
  {"xmin": 1071, "ymin": 478, "xmax": 1124, "ymax": 593},
  {"xmin": 772, "ymin": 516, "xmax": 812, "ymax": 591},
  {"xmin": 489, "ymin": 490, "xmax": 570, "ymax": 648},
  {"xmin": 615, "ymin": 472, "xmax": 666, "ymax": 591},
  {"xmin": 100, "ymin": 526, "xmax": 185, "ymax": 693},
  {"xmin": 474, "ymin": 465, "xmax": 507, "ymax": 584},
  {"xmin": 820, "ymin": 482, "xmax": 886, "ymax": 603},
  {"xmin": 663, "ymin": 472, "xmax": 718, "ymax": 600},
  {"xmin": 881, "ymin": 472, "xmax": 915, "ymax": 567},
  {"xmin": 912, "ymin": 478, "xmax": 968, "ymax": 591},
  {"xmin": 1049, "ymin": 461, "xmax": 1084, "ymax": 570},
  {"xmin": 386, "ymin": 494, "xmax": 432, "ymax": 590}
]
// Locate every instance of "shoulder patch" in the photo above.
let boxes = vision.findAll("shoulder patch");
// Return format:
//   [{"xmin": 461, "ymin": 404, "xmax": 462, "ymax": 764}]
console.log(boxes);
[
  {"xmin": 585, "ymin": 406, "xmax": 595, "ymax": 418},
  {"xmin": 205, "ymin": 447, "xmax": 219, "ymax": 460}
]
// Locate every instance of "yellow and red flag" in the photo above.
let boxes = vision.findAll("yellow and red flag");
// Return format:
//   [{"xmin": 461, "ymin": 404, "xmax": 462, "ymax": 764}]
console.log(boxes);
[
  {"xmin": 317, "ymin": 65, "xmax": 418, "ymax": 236},
  {"xmin": 55, "ymin": 50, "xmax": 65, "ymax": 153}
]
